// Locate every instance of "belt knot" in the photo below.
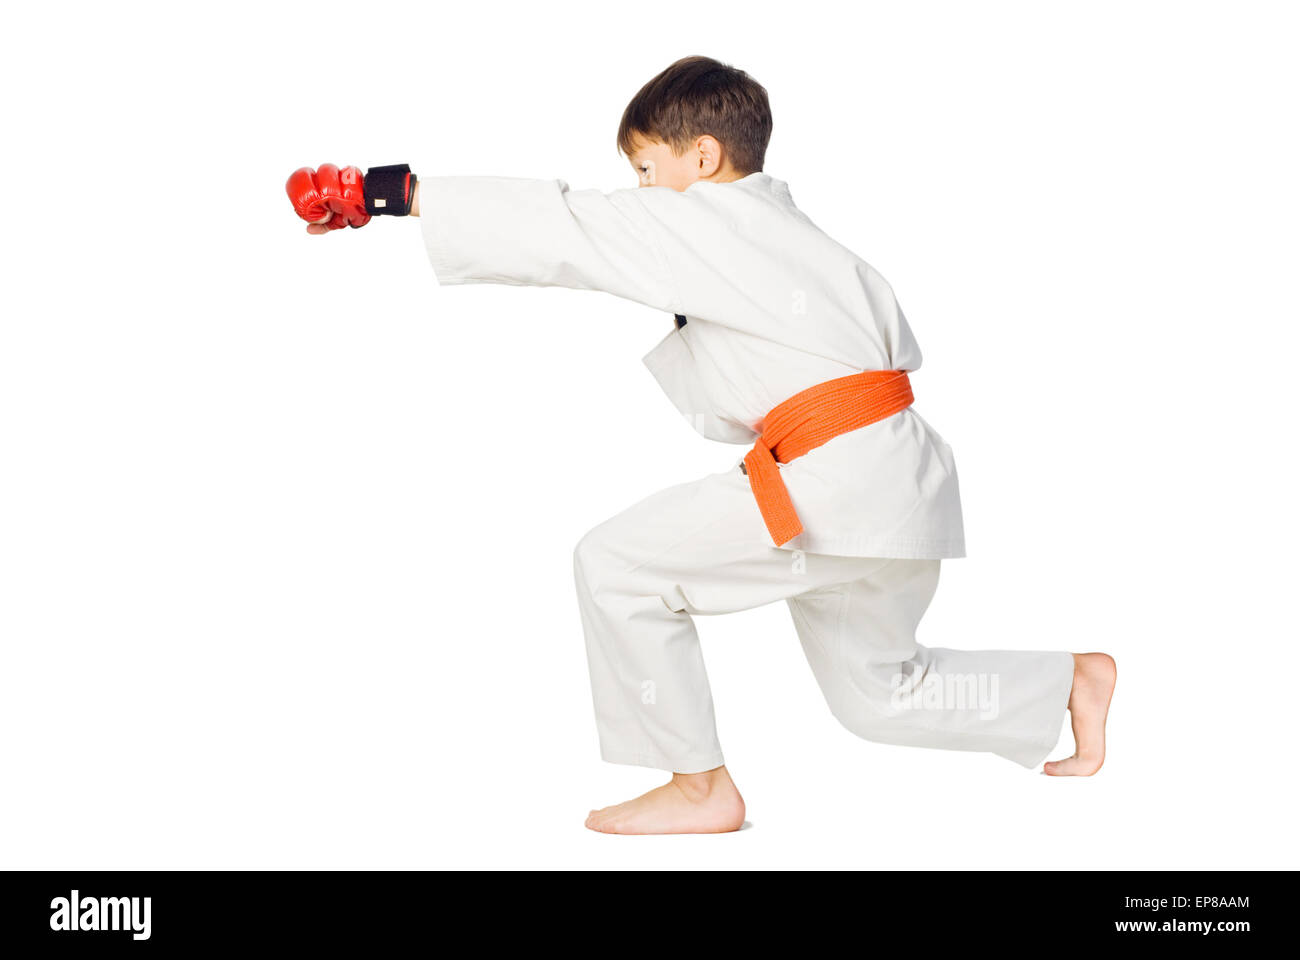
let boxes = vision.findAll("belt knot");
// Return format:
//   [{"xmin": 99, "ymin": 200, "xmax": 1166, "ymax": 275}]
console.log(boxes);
[{"xmin": 742, "ymin": 369, "xmax": 914, "ymax": 546}]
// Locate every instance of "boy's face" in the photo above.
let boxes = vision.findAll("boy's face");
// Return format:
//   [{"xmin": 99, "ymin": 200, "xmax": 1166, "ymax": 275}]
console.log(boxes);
[{"xmin": 626, "ymin": 134, "xmax": 736, "ymax": 191}]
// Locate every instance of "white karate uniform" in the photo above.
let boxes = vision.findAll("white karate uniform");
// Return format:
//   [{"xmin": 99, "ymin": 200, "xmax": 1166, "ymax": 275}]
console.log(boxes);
[{"xmin": 418, "ymin": 173, "xmax": 1073, "ymax": 771}]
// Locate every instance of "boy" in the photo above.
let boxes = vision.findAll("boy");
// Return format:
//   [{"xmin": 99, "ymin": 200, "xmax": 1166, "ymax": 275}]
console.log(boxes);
[{"xmin": 286, "ymin": 56, "xmax": 1116, "ymax": 835}]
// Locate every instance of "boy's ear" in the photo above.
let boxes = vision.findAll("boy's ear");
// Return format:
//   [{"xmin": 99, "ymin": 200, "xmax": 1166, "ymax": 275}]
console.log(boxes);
[{"xmin": 696, "ymin": 135, "xmax": 723, "ymax": 176}]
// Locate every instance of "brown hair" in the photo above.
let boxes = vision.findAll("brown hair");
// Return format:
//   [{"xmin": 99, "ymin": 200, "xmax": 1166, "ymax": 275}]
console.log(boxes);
[{"xmin": 617, "ymin": 56, "xmax": 773, "ymax": 175}]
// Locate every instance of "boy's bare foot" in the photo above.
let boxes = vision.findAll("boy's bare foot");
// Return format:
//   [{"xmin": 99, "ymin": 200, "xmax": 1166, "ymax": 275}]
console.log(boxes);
[
  {"xmin": 1044, "ymin": 652, "xmax": 1117, "ymax": 776},
  {"xmin": 585, "ymin": 765, "xmax": 745, "ymax": 835}
]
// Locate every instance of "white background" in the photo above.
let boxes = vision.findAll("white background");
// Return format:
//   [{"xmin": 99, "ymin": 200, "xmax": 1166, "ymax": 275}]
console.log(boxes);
[{"xmin": 2, "ymin": 0, "xmax": 1297, "ymax": 869}]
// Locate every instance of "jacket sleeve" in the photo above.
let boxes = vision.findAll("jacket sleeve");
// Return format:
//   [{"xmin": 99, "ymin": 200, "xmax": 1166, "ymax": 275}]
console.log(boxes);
[{"xmin": 417, "ymin": 176, "xmax": 683, "ymax": 315}]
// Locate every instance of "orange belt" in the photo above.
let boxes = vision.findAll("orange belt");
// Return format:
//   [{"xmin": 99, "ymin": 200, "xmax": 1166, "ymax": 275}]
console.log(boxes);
[{"xmin": 742, "ymin": 369, "xmax": 914, "ymax": 546}]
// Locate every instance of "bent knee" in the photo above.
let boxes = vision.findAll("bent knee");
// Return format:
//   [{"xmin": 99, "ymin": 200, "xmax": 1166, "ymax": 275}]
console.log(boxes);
[
  {"xmin": 573, "ymin": 528, "xmax": 678, "ymax": 614},
  {"xmin": 827, "ymin": 700, "xmax": 905, "ymax": 745},
  {"xmin": 573, "ymin": 525, "xmax": 621, "ymax": 596}
]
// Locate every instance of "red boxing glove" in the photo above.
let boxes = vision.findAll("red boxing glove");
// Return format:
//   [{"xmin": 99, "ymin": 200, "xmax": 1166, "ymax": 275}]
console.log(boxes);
[{"xmin": 285, "ymin": 164, "xmax": 370, "ymax": 230}]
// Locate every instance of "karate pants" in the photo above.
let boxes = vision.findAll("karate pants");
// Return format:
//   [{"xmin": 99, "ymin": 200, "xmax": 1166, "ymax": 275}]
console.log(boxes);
[{"xmin": 574, "ymin": 467, "xmax": 1075, "ymax": 774}]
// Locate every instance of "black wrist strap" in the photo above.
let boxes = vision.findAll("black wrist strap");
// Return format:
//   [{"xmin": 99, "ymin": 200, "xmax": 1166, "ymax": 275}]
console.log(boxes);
[{"xmin": 364, "ymin": 164, "xmax": 416, "ymax": 216}]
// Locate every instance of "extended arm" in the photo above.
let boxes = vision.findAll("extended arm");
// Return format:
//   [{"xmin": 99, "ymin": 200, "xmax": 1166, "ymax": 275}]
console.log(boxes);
[
  {"xmin": 287, "ymin": 166, "xmax": 680, "ymax": 314},
  {"xmin": 414, "ymin": 176, "xmax": 681, "ymax": 314}
]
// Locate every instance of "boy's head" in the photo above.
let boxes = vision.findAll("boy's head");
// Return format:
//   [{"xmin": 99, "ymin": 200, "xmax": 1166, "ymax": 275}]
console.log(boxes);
[{"xmin": 617, "ymin": 56, "xmax": 772, "ymax": 191}]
